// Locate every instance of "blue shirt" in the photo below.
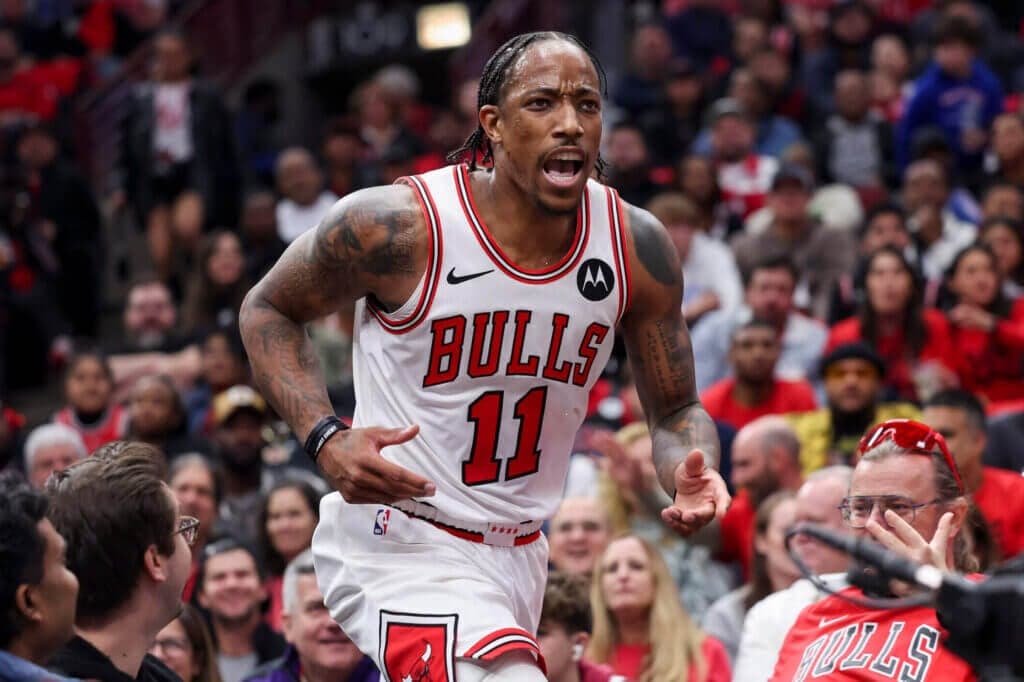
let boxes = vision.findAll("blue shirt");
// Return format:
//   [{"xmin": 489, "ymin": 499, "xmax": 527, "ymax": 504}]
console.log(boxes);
[{"xmin": 0, "ymin": 650, "xmax": 78, "ymax": 682}]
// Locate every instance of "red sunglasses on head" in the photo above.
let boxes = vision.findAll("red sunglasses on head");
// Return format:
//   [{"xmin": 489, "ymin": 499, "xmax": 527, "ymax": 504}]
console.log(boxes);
[{"xmin": 857, "ymin": 419, "xmax": 965, "ymax": 495}]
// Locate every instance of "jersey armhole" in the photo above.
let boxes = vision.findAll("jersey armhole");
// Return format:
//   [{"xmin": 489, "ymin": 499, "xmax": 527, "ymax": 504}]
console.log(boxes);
[{"xmin": 607, "ymin": 187, "xmax": 633, "ymax": 325}]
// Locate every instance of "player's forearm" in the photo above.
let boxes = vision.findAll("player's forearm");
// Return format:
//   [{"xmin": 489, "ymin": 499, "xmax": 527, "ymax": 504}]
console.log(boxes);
[
  {"xmin": 650, "ymin": 402, "xmax": 720, "ymax": 496},
  {"xmin": 239, "ymin": 291, "xmax": 333, "ymax": 441}
]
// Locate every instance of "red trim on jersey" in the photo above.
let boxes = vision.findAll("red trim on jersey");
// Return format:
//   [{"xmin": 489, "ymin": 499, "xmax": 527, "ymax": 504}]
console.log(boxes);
[
  {"xmin": 367, "ymin": 175, "xmax": 443, "ymax": 334},
  {"xmin": 606, "ymin": 188, "xmax": 633, "ymax": 323},
  {"xmin": 424, "ymin": 516, "xmax": 542, "ymax": 546},
  {"xmin": 465, "ymin": 628, "xmax": 545, "ymax": 673},
  {"xmin": 454, "ymin": 165, "xmax": 589, "ymax": 284}
]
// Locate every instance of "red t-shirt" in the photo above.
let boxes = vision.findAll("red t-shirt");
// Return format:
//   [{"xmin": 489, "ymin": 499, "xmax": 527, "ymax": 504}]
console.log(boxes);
[
  {"xmin": 770, "ymin": 586, "xmax": 976, "ymax": 681},
  {"xmin": 609, "ymin": 636, "xmax": 731, "ymax": 681},
  {"xmin": 827, "ymin": 309, "xmax": 956, "ymax": 401},
  {"xmin": 53, "ymin": 404, "xmax": 128, "ymax": 453},
  {"xmin": 973, "ymin": 466, "xmax": 1024, "ymax": 560},
  {"xmin": 949, "ymin": 299, "xmax": 1024, "ymax": 405},
  {"xmin": 716, "ymin": 488, "xmax": 755, "ymax": 578},
  {"xmin": 700, "ymin": 377, "xmax": 817, "ymax": 430}
]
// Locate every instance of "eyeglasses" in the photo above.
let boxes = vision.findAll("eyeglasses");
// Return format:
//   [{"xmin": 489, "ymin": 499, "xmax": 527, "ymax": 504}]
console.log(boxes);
[
  {"xmin": 838, "ymin": 495, "xmax": 944, "ymax": 529},
  {"xmin": 175, "ymin": 516, "xmax": 200, "ymax": 547},
  {"xmin": 151, "ymin": 637, "xmax": 190, "ymax": 655},
  {"xmin": 857, "ymin": 419, "xmax": 965, "ymax": 495}
]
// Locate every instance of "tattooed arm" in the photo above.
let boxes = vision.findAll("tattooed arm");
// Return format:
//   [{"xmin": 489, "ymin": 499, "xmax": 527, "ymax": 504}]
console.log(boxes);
[
  {"xmin": 620, "ymin": 204, "xmax": 729, "ymax": 534},
  {"xmin": 239, "ymin": 185, "xmax": 435, "ymax": 503}
]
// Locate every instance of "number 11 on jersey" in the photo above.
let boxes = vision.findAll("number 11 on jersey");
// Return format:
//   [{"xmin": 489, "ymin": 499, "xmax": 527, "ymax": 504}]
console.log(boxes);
[{"xmin": 462, "ymin": 387, "xmax": 547, "ymax": 486}]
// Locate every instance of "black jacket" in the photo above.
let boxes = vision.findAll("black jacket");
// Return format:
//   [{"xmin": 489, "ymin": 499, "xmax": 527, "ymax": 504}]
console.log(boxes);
[{"xmin": 48, "ymin": 636, "xmax": 180, "ymax": 682}]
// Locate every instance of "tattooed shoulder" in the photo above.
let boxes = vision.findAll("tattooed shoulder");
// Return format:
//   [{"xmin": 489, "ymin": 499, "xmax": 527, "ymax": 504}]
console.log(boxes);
[{"xmin": 626, "ymin": 204, "xmax": 682, "ymax": 287}]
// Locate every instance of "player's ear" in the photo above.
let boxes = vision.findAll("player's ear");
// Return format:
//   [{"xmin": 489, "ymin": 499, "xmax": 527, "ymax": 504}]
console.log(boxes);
[{"xmin": 480, "ymin": 104, "xmax": 502, "ymax": 147}]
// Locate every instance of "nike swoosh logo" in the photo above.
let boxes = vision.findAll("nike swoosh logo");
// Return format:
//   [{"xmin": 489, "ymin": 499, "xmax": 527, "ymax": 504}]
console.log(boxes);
[
  {"xmin": 819, "ymin": 615, "xmax": 850, "ymax": 628},
  {"xmin": 446, "ymin": 267, "xmax": 493, "ymax": 285}
]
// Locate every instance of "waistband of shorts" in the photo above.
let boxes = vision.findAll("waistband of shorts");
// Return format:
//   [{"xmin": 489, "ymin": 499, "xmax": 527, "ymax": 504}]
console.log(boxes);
[{"xmin": 389, "ymin": 500, "xmax": 544, "ymax": 548}]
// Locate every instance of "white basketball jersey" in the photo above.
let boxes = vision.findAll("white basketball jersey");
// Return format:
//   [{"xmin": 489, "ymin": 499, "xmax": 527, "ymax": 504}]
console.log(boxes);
[{"xmin": 351, "ymin": 165, "xmax": 630, "ymax": 524}]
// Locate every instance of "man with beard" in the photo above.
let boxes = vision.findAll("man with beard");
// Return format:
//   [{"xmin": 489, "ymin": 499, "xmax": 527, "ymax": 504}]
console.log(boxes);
[
  {"xmin": 197, "ymin": 538, "xmax": 285, "ymax": 682},
  {"xmin": 717, "ymin": 416, "xmax": 804, "ymax": 577},
  {"xmin": 211, "ymin": 386, "xmax": 325, "ymax": 547},
  {"xmin": 787, "ymin": 343, "xmax": 920, "ymax": 472}
]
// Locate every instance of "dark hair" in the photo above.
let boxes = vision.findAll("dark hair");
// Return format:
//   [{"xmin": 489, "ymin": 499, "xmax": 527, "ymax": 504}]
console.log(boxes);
[
  {"xmin": 540, "ymin": 571, "xmax": 592, "ymax": 635},
  {"xmin": 63, "ymin": 347, "xmax": 114, "ymax": 386},
  {"xmin": 745, "ymin": 490, "xmax": 795, "ymax": 611},
  {"xmin": 924, "ymin": 388, "xmax": 988, "ymax": 434},
  {"xmin": 174, "ymin": 604, "xmax": 223, "ymax": 682},
  {"xmin": 45, "ymin": 441, "xmax": 176, "ymax": 627},
  {"xmin": 131, "ymin": 373, "xmax": 185, "ymax": 429},
  {"xmin": 979, "ymin": 216, "xmax": 1024, "ymax": 287},
  {"xmin": 858, "ymin": 202, "xmax": 907, "ymax": 240},
  {"xmin": 258, "ymin": 480, "xmax": 321, "ymax": 576},
  {"xmin": 201, "ymin": 325, "xmax": 248, "ymax": 366},
  {"xmin": 181, "ymin": 230, "xmax": 251, "ymax": 335},
  {"xmin": 857, "ymin": 246, "xmax": 927, "ymax": 356},
  {"xmin": 0, "ymin": 472, "xmax": 49, "ymax": 648},
  {"xmin": 932, "ymin": 13, "xmax": 982, "ymax": 49},
  {"xmin": 196, "ymin": 536, "xmax": 264, "ymax": 599},
  {"xmin": 942, "ymin": 243, "xmax": 1011, "ymax": 316},
  {"xmin": 678, "ymin": 154, "xmax": 722, "ymax": 212},
  {"xmin": 731, "ymin": 317, "xmax": 779, "ymax": 344},
  {"xmin": 742, "ymin": 254, "xmax": 799, "ymax": 288},
  {"xmin": 446, "ymin": 31, "xmax": 608, "ymax": 178}
]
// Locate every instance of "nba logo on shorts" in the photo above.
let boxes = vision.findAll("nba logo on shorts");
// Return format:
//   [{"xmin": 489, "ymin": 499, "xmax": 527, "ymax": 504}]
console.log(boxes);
[{"xmin": 374, "ymin": 508, "xmax": 391, "ymax": 536}]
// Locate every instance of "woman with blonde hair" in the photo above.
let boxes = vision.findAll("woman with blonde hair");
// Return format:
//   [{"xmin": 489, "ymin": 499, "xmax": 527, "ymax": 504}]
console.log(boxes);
[{"xmin": 588, "ymin": 534, "xmax": 731, "ymax": 681}]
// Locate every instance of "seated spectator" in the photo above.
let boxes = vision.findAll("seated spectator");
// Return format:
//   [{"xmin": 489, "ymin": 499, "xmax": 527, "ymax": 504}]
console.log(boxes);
[
  {"xmin": 547, "ymin": 496, "xmax": 613, "ymax": 579},
  {"xmin": 274, "ymin": 147, "xmax": 338, "ymax": 244},
  {"xmin": 636, "ymin": 58, "xmax": 703, "ymax": 167},
  {"xmin": 800, "ymin": 0, "xmax": 874, "ymax": 120},
  {"xmin": 726, "ymin": 69, "xmax": 803, "ymax": 159},
  {"xmin": 941, "ymin": 244, "xmax": 1024, "ymax": 403},
  {"xmin": 181, "ymin": 230, "xmax": 251, "ymax": 337},
  {"xmin": 910, "ymin": 130, "xmax": 982, "ymax": 226},
  {"xmin": 677, "ymin": 155, "xmax": 732, "ymax": 238},
  {"xmin": 0, "ymin": 28, "xmax": 60, "ymax": 124},
  {"xmin": 768, "ymin": 419, "xmax": 975, "ymax": 680},
  {"xmin": 788, "ymin": 343, "xmax": 920, "ymax": 472},
  {"xmin": 595, "ymin": 425, "xmax": 734, "ymax": 621},
  {"xmin": 52, "ymin": 349, "xmax": 128, "ymax": 452},
  {"xmin": 46, "ymin": 441, "xmax": 195, "ymax": 682},
  {"xmin": 693, "ymin": 256, "xmax": 827, "ymax": 392},
  {"xmin": 239, "ymin": 190, "xmax": 286, "ymax": 285},
  {"xmin": 646, "ymin": 192, "xmax": 742, "ymax": 325},
  {"xmin": 827, "ymin": 246, "xmax": 957, "ymax": 401},
  {"xmin": 979, "ymin": 216, "xmax": 1024, "ymax": 301},
  {"xmin": 0, "ymin": 473, "xmax": 78, "ymax": 681},
  {"xmin": 169, "ymin": 454, "xmax": 222, "ymax": 601},
  {"xmin": 149, "ymin": 604, "xmax": 222, "ymax": 682},
  {"xmin": 588, "ymin": 535, "xmax": 731, "ymax": 681},
  {"xmin": 128, "ymin": 374, "xmax": 210, "ymax": 461},
  {"xmin": 719, "ymin": 417, "xmax": 804, "ymax": 578},
  {"xmin": 21, "ymin": 423, "xmax": 85, "ymax": 489},
  {"xmin": 706, "ymin": 98, "xmax": 779, "ymax": 223},
  {"xmin": 979, "ymin": 182, "xmax": 1024, "ymax": 222},
  {"xmin": 703, "ymin": 491, "xmax": 798, "ymax": 663},
  {"xmin": 869, "ymin": 34, "xmax": 911, "ymax": 125},
  {"xmin": 700, "ymin": 320, "xmax": 817, "ymax": 431},
  {"xmin": 197, "ymin": 538, "xmax": 286, "ymax": 682},
  {"xmin": 984, "ymin": 408, "xmax": 1024, "ymax": 472},
  {"xmin": 923, "ymin": 390, "xmax": 1024, "ymax": 561},
  {"xmin": 257, "ymin": 480, "xmax": 321, "ymax": 632},
  {"xmin": 813, "ymin": 70, "xmax": 894, "ymax": 193},
  {"xmin": 988, "ymin": 112, "xmax": 1024, "ymax": 189},
  {"xmin": 901, "ymin": 159, "xmax": 976, "ymax": 281},
  {"xmin": 244, "ymin": 550, "xmax": 379, "ymax": 682},
  {"xmin": 537, "ymin": 572, "xmax": 624, "ymax": 682},
  {"xmin": 0, "ymin": 402, "xmax": 25, "ymax": 473},
  {"xmin": 604, "ymin": 122, "xmax": 662, "ymax": 208},
  {"xmin": 121, "ymin": 29, "xmax": 239, "ymax": 280},
  {"xmin": 321, "ymin": 117, "xmax": 371, "ymax": 199},
  {"xmin": 611, "ymin": 23, "xmax": 673, "ymax": 118},
  {"xmin": 185, "ymin": 327, "xmax": 250, "ymax": 434},
  {"xmin": 733, "ymin": 467, "xmax": 853, "ymax": 682},
  {"xmin": 732, "ymin": 164, "xmax": 856, "ymax": 320}
]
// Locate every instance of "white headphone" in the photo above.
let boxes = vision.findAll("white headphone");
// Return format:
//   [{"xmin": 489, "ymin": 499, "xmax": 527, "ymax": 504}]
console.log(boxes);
[{"xmin": 572, "ymin": 643, "xmax": 584, "ymax": 662}]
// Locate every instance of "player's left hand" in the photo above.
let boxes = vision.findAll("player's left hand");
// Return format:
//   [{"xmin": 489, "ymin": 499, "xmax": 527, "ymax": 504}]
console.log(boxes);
[{"xmin": 661, "ymin": 450, "xmax": 731, "ymax": 537}]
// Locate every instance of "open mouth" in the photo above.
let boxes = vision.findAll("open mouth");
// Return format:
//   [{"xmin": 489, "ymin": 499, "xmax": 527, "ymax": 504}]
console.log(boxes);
[{"xmin": 542, "ymin": 150, "xmax": 584, "ymax": 188}]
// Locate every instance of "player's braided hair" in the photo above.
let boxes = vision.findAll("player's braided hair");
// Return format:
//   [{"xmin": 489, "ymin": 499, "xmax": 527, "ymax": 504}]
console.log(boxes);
[{"xmin": 447, "ymin": 31, "xmax": 608, "ymax": 178}]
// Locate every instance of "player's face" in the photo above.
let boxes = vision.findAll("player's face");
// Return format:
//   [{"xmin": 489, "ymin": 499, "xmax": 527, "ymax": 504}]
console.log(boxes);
[
  {"xmin": 600, "ymin": 537, "xmax": 655, "ymax": 621},
  {"xmin": 547, "ymin": 498, "xmax": 611, "ymax": 576},
  {"xmin": 284, "ymin": 574, "xmax": 363, "ymax": 672},
  {"xmin": 483, "ymin": 40, "xmax": 602, "ymax": 216}
]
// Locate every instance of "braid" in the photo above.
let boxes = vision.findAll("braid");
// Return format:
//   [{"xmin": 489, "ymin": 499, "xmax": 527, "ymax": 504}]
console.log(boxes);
[{"xmin": 447, "ymin": 31, "xmax": 608, "ymax": 178}]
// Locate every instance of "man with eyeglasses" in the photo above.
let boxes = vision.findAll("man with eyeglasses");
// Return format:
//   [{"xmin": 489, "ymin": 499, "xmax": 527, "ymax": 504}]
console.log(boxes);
[
  {"xmin": 769, "ymin": 419, "xmax": 976, "ymax": 680},
  {"xmin": 44, "ymin": 441, "xmax": 197, "ymax": 682}
]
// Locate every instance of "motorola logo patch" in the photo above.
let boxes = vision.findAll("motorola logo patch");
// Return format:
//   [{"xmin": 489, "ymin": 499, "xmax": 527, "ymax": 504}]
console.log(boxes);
[{"xmin": 577, "ymin": 259, "xmax": 615, "ymax": 302}]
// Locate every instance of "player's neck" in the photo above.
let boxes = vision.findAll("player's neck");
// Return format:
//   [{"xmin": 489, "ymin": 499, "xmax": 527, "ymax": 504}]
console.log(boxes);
[{"xmin": 471, "ymin": 169, "xmax": 579, "ymax": 267}]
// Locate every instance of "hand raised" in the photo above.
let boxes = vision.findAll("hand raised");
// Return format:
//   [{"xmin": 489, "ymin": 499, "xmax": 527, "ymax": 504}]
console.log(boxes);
[{"xmin": 316, "ymin": 424, "xmax": 436, "ymax": 504}]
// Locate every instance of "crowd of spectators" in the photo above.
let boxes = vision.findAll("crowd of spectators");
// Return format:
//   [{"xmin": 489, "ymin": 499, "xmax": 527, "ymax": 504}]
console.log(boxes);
[{"xmin": 2, "ymin": 0, "xmax": 1024, "ymax": 680}]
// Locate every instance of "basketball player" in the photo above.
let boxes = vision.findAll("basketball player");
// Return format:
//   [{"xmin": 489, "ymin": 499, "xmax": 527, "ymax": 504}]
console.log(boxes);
[{"xmin": 239, "ymin": 32, "xmax": 729, "ymax": 682}]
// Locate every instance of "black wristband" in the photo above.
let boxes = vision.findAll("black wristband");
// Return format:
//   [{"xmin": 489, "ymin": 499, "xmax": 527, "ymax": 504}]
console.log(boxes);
[{"xmin": 304, "ymin": 415, "xmax": 348, "ymax": 462}]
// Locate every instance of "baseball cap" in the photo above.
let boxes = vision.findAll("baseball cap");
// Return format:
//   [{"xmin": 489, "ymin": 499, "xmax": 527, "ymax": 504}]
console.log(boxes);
[
  {"xmin": 212, "ymin": 385, "xmax": 267, "ymax": 426},
  {"xmin": 706, "ymin": 97, "xmax": 750, "ymax": 126},
  {"xmin": 770, "ymin": 163, "xmax": 814, "ymax": 192},
  {"xmin": 818, "ymin": 342, "xmax": 886, "ymax": 379}
]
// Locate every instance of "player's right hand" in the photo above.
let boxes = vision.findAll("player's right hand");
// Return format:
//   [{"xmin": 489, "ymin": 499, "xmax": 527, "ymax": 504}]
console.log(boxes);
[{"xmin": 317, "ymin": 424, "xmax": 437, "ymax": 504}]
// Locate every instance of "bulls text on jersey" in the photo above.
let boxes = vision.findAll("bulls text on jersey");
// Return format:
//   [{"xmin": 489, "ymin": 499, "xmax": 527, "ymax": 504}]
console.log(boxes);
[{"xmin": 792, "ymin": 621, "xmax": 940, "ymax": 682}]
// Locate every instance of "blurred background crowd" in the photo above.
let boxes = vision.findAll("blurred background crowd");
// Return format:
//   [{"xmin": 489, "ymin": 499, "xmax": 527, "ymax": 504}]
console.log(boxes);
[{"xmin": 2, "ymin": 0, "xmax": 1024, "ymax": 681}]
